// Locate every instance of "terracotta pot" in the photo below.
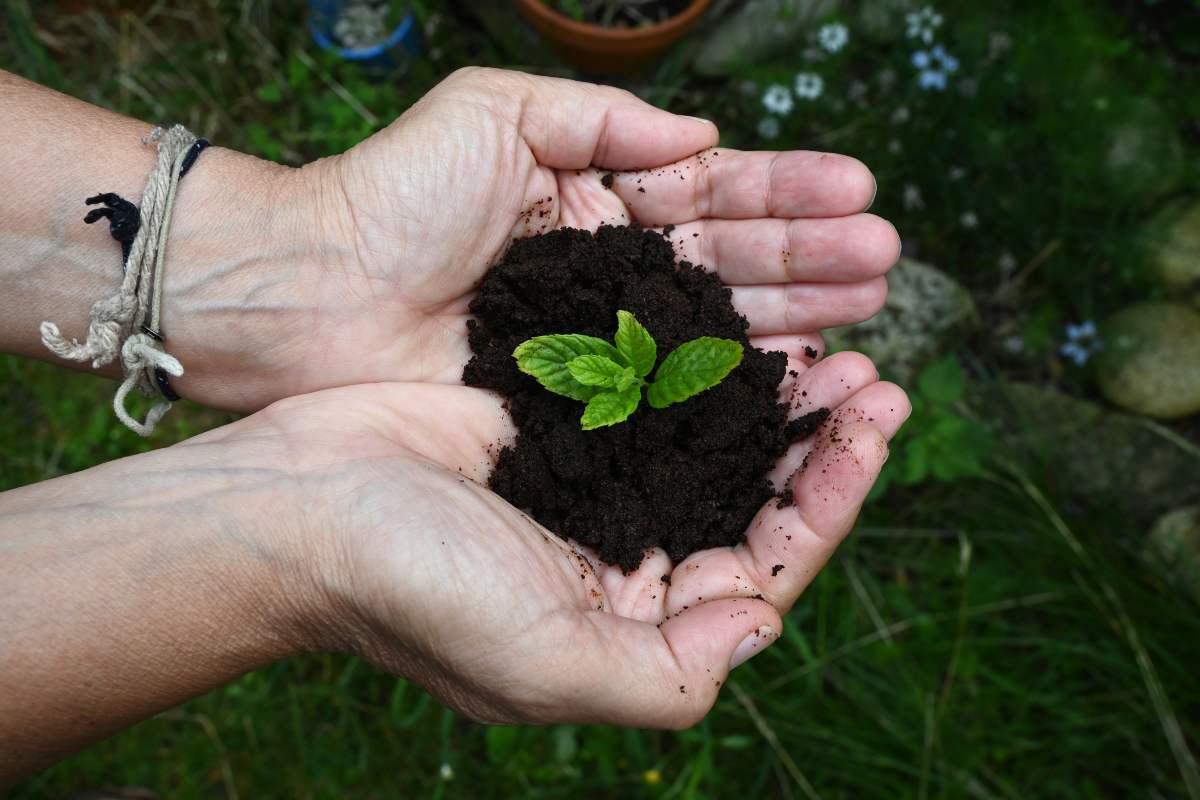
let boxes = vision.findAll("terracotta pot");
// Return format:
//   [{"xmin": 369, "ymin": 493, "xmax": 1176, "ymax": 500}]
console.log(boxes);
[{"xmin": 514, "ymin": 0, "xmax": 710, "ymax": 75}]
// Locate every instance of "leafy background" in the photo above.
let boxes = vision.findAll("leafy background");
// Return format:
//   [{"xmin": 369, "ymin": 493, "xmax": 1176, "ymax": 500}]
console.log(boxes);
[{"xmin": 2, "ymin": 1, "xmax": 1199, "ymax": 798}]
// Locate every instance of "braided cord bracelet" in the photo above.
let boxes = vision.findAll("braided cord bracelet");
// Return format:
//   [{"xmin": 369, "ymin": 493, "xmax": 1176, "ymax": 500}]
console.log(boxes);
[{"xmin": 40, "ymin": 126, "xmax": 209, "ymax": 437}]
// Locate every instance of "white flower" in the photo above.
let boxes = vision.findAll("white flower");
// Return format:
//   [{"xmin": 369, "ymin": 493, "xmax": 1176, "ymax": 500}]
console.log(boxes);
[
  {"xmin": 761, "ymin": 84, "xmax": 794, "ymax": 115},
  {"xmin": 891, "ymin": 106, "xmax": 911, "ymax": 124},
  {"xmin": 848, "ymin": 80, "xmax": 868, "ymax": 102},
  {"xmin": 948, "ymin": 166, "xmax": 966, "ymax": 180},
  {"xmin": 960, "ymin": 211, "xmax": 979, "ymax": 229},
  {"xmin": 905, "ymin": 6, "xmax": 944, "ymax": 44},
  {"xmin": 439, "ymin": 763, "xmax": 454, "ymax": 780},
  {"xmin": 817, "ymin": 22, "xmax": 849, "ymax": 53},
  {"xmin": 757, "ymin": 117, "xmax": 781, "ymax": 140},
  {"xmin": 793, "ymin": 72, "xmax": 824, "ymax": 100},
  {"xmin": 998, "ymin": 252, "xmax": 1018, "ymax": 273},
  {"xmin": 902, "ymin": 183, "xmax": 923, "ymax": 209},
  {"xmin": 1003, "ymin": 335, "xmax": 1024, "ymax": 354}
]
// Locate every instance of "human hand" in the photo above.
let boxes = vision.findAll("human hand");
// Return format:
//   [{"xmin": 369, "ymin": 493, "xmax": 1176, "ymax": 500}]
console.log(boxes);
[
  {"xmin": 166, "ymin": 67, "xmax": 898, "ymax": 411},
  {"xmin": 0, "ymin": 346, "xmax": 905, "ymax": 781},
  {"xmin": 227, "ymin": 349, "xmax": 907, "ymax": 727}
]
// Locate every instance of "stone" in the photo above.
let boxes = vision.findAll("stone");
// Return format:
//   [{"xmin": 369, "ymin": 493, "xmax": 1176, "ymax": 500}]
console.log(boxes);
[
  {"xmin": 824, "ymin": 257, "xmax": 975, "ymax": 382},
  {"xmin": 1145, "ymin": 506, "xmax": 1200, "ymax": 604},
  {"xmin": 694, "ymin": 0, "xmax": 838, "ymax": 76},
  {"xmin": 1145, "ymin": 201, "xmax": 1200, "ymax": 306},
  {"xmin": 978, "ymin": 382, "xmax": 1200, "ymax": 519},
  {"xmin": 1102, "ymin": 98, "xmax": 1184, "ymax": 205},
  {"xmin": 1095, "ymin": 302, "xmax": 1200, "ymax": 419}
]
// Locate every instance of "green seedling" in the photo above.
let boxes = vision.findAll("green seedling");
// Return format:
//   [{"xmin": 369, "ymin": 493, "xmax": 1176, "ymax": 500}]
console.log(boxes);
[{"xmin": 513, "ymin": 310, "xmax": 744, "ymax": 430}]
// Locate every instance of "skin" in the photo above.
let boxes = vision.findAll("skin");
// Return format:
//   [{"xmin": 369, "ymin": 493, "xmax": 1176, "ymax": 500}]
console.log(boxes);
[{"xmin": 0, "ymin": 67, "xmax": 909, "ymax": 785}]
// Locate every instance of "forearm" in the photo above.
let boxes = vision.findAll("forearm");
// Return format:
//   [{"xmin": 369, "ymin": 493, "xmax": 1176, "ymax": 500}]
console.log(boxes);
[
  {"xmin": 0, "ymin": 436, "xmax": 316, "ymax": 785},
  {"xmin": 0, "ymin": 69, "xmax": 331, "ymax": 410}
]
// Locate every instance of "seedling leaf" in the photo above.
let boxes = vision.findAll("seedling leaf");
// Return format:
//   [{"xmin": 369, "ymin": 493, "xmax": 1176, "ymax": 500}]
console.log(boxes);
[
  {"xmin": 567, "ymin": 354, "xmax": 628, "ymax": 387},
  {"xmin": 614, "ymin": 310, "xmax": 658, "ymax": 378},
  {"xmin": 581, "ymin": 386, "xmax": 642, "ymax": 430},
  {"xmin": 514, "ymin": 334, "xmax": 620, "ymax": 401},
  {"xmin": 647, "ymin": 337, "xmax": 744, "ymax": 409}
]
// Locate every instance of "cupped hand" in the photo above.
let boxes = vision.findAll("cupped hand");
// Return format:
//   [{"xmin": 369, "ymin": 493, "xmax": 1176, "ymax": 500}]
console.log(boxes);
[
  {"xmin": 218, "ymin": 347, "xmax": 907, "ymax": 728},
  {"xmin": 176, "ymin": 67, "xmax": 897, "ymax": 410}
]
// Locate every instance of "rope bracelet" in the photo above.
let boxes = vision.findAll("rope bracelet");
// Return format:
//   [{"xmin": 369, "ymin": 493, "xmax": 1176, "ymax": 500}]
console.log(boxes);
[{"xmin": 39, "ymin": 125, "xmax": 209, "ymax": 437}]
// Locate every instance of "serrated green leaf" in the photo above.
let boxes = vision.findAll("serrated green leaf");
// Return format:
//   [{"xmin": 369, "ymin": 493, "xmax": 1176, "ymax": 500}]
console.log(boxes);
[
  {"xmin": 513, "ymin": 334, "xmax": 620, "ymax": 402},
  {"xmin": 567, "ymin": 354, "xmax": 626, "ymax": 387},
  {"xmin": 646, "ymin": 337, "xmax": 743, "ymax": 409},
  {"xmin": 614, "ymin": 310, "xmax": 657, "ymax": 378},
  {"xmin": 581, "ymin": 386, "xmax": 642, "ymax": 430}
]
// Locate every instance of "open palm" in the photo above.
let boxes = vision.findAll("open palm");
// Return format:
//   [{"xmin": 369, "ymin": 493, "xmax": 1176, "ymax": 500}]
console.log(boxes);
[
  {"xmin": 241, "ymin": 345, "xmax": 906, "ymax": 727},
  {"xmin": 286, "ymin": 68, "xmax": 898, "ymax": 394}
]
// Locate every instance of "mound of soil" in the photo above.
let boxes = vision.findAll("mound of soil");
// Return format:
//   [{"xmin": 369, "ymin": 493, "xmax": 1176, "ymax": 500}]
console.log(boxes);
[{"xmin": 464, "ymin": 225, "xmax": 826, "ymax": 572}]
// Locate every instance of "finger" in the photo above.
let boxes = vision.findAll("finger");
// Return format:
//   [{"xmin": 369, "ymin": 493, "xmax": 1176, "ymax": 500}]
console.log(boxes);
[
  {"xmin": 778, "ymin": 355, "xmax": 815, "ymax": 402},
  {"xmin": 442, "ymin": 68, "xmax": 718, "ymax": 170},
  {"xmin": 609, "ymin": 149, "xmax": 876, "ymax": 223},
  {"xmin": 559, "ymin": 598, "xmax": 781, "ymax": 728},
  {"xmin": 750, "ymin": 333, "xmax": 826, "ymax": 364},
  {"xmin": 778, "ymin": 350, "xmax": 878, "ymax": 418},
  {"xmin": 733, "ymin": 277, "xmax": 889, "ymax": 334},
  {"xmin": 599, "ymin": 547, "xmax": 671, "ymax": 623},
  {"xmin": 661, "ymin": 215, "xmax": 900, "ymax": 285},
  {"xmin": 769, "ymin": 381, "xmax": 910, "ymax": 486},
  {"xmin": 739, "ymin": 421, "xmax": 889, "ymax": 611}
]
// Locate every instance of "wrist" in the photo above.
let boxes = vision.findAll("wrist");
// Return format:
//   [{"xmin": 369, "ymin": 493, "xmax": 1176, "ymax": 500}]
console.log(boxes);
[
  {"xmin": 0, "ymin": 439, "xmax": 321, "ymax": 774},
  {"xmin": 161, "ymin": 148, "xmax": 336, "ymax": 411}
]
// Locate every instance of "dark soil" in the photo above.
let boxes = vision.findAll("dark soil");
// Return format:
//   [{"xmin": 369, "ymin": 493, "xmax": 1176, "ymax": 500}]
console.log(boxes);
[{"xmin": 464, "ymin": 225, "xmax": 825, "ymax": 572}]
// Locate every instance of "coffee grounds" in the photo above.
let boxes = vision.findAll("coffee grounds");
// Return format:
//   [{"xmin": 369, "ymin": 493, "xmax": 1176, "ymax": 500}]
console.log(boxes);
[{"xmin": 464, "ymin": 225, "xmax": 822, "ymax": 572}]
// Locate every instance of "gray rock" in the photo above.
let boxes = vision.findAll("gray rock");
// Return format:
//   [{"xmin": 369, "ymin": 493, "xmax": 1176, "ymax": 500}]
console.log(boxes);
[
  {"xmin": 1095, "ymin": 302, "xmax": 1200, "ymax": 419},
  {"xmin": 1145, "ymin": 201, "xmax": 1200, "ymax": 306},
  {"xmin": 980, "ymin": 382, "xmax": 1200, "ymax": 518},
  {"xmin": 824, "ymin": 257, "xmax": 975, "ymax": 382},
  {"xmin": 1145, "ymin": 506, "xmax": 1200, "ymax": 604},
  {"xmin": 1102, "ymin": 98, "xmax": 1184, "ymax": 205},
  {"xmin": 694, "ymin": 0, "xmax": 837, "ymax": 76}
]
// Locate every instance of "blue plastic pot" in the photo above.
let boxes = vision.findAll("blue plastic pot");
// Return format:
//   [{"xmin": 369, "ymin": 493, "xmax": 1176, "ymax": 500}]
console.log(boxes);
[{"xmin": 308, "ymin": 1, "xmax": 422, "ymax": 72}]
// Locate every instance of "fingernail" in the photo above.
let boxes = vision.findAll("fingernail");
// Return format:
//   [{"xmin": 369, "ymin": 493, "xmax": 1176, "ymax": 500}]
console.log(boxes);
[
  {"xmin": 865, "ymin": 177, "xmax": 878, "ymax": 211},
  {"xmin": 684, "ymin": 115, "xmax": 716, "ymax": 127},
  {"xmin": 730, "ymin": 626, "xmax": 779, "ymax": 669}
]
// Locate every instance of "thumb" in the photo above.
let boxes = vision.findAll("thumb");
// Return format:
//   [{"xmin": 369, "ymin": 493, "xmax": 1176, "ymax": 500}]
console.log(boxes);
[
  {"xmin": 437, "ymin": 67, "xmax": 718, "ymax": 170},
  {"xmin": 567, "ymin": 598, "xmax": 782, "ymax": 729}
]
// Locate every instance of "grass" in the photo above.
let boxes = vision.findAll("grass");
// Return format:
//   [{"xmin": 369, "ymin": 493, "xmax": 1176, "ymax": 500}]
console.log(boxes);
[{"xmin": 3, "ymin": 1, "xmax": 1199, "ymax": 797}]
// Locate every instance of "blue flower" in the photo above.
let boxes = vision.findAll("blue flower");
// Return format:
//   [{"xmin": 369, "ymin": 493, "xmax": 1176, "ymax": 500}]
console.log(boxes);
[
  {"xmin": 912, "ymin": 45, "xmax": 960, "ymax": 91},
  {"xmin": 1059, "ymin": 342, "xmax": 1090, "ymax": 366},
  {"xmin": 1061, "ymin": 320, "xmax": 1102, "ymax": 365},
  {"xmin": 918, "ymin": 70, "xmax": 947, "ymax": 90}
]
